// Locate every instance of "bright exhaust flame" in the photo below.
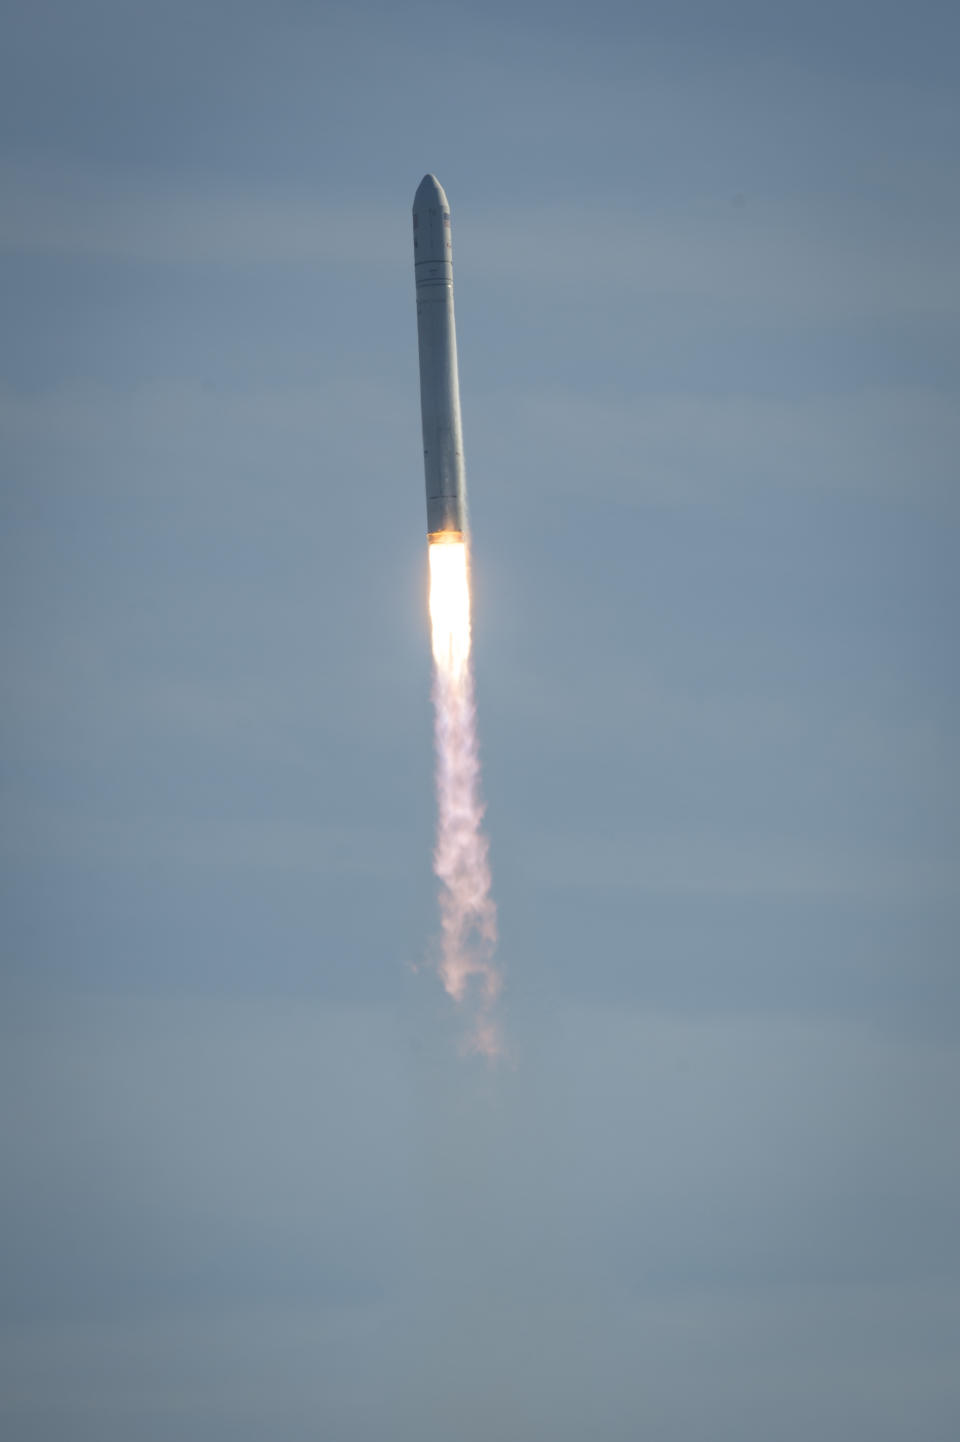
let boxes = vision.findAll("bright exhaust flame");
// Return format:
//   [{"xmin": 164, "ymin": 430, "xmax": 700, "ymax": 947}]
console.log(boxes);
[
  {"xmin": 429, "ymin": 537, "xmax": 472, "ymax": 680},
  {"xmin": 428, "ymin": 537, "xmax": 500, "ymax": 1056}
]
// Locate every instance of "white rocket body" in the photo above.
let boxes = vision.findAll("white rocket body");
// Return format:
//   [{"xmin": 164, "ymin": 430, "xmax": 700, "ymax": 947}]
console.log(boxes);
[{"xmin": 413, "ymin": 174, "xmax": 468, "ymax": 539}]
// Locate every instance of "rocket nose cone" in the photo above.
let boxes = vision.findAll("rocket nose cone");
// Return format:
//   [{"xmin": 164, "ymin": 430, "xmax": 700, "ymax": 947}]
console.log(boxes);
[
  {"xmin": 414, "ymin": 173, "xmax": 449, "ymax": 211},
  {"xmin": 413, "ymin": 173, "xmax": 453, "ymax": 268}
]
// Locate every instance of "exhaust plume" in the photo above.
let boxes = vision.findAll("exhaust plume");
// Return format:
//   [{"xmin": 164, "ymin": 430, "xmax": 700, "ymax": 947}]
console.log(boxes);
[{"xmin": 428, "ymin": 537, "xmax": 500, "ymax": 1056}]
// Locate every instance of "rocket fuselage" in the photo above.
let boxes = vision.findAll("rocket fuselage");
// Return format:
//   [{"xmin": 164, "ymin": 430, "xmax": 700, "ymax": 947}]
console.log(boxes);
[{"xmin": 413, "ymin": 174, "xmax": 468, "ymax": 540}]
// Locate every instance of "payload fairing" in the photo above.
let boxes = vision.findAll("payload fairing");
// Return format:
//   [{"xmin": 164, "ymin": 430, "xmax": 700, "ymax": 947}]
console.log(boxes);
[{"xmin": 413, "ymin": 174, "xmax": 468, "ymax": 540}]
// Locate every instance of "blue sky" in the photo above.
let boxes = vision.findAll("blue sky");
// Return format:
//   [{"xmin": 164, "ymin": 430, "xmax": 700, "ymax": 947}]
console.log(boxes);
[{"xmin": 2, "ymin": 1, "xmax": 959, "ymax": 1437}]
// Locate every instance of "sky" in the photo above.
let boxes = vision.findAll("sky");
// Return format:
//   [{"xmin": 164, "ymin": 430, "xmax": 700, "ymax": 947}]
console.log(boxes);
[{"xmin": 1, "ymin": 0, "xmax": 959, "ymax": 1437}]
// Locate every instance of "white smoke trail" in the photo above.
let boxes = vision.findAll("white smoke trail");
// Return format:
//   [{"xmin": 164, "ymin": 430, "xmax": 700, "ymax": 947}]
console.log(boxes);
[{"xmin": 428, "ymin": 539, "xmax": 500, "ymax": 1056}]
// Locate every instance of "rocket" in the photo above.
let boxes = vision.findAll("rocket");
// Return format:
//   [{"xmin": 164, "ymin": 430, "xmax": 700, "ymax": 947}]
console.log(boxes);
[{"xmin": 413, "ymin": 174, "xmax": 468, "ymax": 541}]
